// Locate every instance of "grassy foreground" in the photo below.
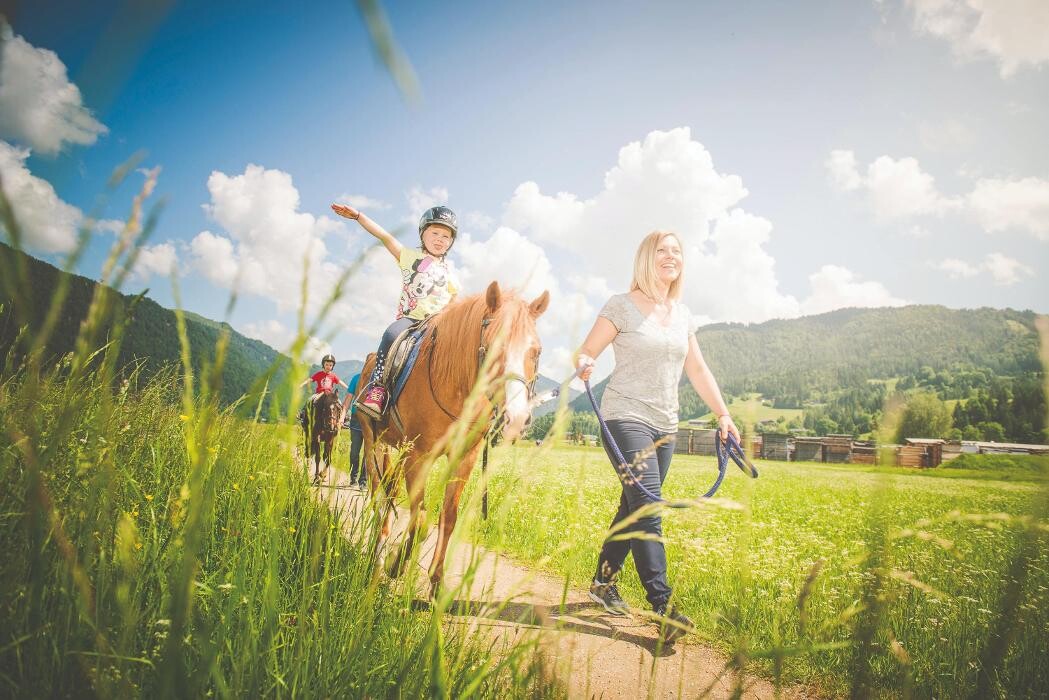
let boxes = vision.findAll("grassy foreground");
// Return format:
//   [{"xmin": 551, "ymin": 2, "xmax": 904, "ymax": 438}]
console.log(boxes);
[
  {"xmin": 472, "ymin": 443, "xmax": 1049, "ymax": 698},
  {"xmin": 0, "ymin": 362, "xmax": 561, "ymax": 698}
]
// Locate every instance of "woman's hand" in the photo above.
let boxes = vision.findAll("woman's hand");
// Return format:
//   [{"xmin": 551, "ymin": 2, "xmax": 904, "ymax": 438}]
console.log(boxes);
[
  {"xmin": 576, "ymin": 354, "xmax": 595, "ymax": 382},
  {"xmin": 718, "ymin": 414, "xmax": 741, "ymax": 444},
  {"xmin": 331, "ymin": 203, "xmax": 360, "ymax": 220}
]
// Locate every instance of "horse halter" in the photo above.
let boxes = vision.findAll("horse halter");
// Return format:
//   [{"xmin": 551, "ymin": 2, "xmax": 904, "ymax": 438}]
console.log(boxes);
[
  {"xmin": 477, "ymin": 316, "xmax": 541, "ymax": 403},
  {"xmin": 427, "ymin": 312, "xmax": 541, "ymax": 423}
]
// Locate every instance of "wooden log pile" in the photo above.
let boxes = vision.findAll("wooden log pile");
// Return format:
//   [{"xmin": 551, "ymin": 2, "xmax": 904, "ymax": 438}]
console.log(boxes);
[
  {"xmin": 794, "ymin": 437, "xmax": 823, "ymax": 463},
  {"xmin": 823, "ymin": 434, "xmax": 853, "ymax": 463},
  {"xmin": 674, "ymin": 428, "xmax": 717, "ymax": 456}
]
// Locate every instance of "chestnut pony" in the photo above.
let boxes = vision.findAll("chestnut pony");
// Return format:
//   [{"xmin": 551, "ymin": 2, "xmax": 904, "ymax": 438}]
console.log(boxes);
[{"xmin": 358, "ymin": 281, "xmax": 549, "ymax": 595}]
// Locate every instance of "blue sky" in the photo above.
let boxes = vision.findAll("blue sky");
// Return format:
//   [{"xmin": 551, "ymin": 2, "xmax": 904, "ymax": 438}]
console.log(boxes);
[{"xmin": 2, "ymin": 0, "xmax": 1047, "ymax": 378}]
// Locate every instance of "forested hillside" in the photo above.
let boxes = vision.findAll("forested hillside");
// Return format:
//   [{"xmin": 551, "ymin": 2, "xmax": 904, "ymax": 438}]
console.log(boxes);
[
  {"xmin": 0, "ymin": 243, "xmax": 290, "ymax": 407},
  {"xmin": 570, "ymin": 305, "xmax": 1046, "ymax": 442}
]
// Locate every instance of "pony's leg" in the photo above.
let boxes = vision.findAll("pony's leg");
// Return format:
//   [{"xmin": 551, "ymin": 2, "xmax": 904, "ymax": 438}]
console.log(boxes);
[
  {"xmin": 387, "ymin": 455, "xmax": 427, "ymax": 579},
  {"xmin": 428, "ymin": 445, "xmax": 481, "ymax": 597},
  {"xmin": 320, "ymin": 436, "xmax": 333, "ymax": 482}
]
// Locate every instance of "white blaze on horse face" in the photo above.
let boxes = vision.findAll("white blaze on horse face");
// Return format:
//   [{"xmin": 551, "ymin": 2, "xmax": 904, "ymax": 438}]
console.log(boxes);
[{"xmin": 501, "ymin": 344, "xmax": 532, "ymax": 441}]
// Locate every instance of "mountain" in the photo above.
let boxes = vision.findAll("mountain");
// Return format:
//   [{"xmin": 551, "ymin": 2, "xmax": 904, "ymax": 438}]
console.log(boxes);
[
  {"xmin": 570, "ymin": 305, "xmax": 1043, "ymax": 420},
  {"xmin": 0, "ymin": 245, "xmax": 563, "ymax": 412},
  {"xmin": 531, "ymin": 374, "xmax": 582, "ymax": 417},
  {"xmin": 0, "ymin": 243, "xmax": 290, "ymax": 407}
]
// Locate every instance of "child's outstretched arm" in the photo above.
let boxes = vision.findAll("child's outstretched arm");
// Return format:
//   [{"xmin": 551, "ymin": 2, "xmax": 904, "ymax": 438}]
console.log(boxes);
[{"xmin": 332, "ymin": 204, "xmax": 403, "ymax": 261}]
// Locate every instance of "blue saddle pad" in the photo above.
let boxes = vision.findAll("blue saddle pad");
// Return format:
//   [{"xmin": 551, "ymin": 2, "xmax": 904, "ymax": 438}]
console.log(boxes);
[{"xmin": 387, "ymin": 325, "xmax": 429, "ymax": 410}]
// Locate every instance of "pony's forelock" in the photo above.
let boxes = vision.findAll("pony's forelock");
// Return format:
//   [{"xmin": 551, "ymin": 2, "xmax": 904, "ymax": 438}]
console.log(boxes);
[{"xmin": 429, "ymin": 290, "xmax": 537, "ymax": 388}]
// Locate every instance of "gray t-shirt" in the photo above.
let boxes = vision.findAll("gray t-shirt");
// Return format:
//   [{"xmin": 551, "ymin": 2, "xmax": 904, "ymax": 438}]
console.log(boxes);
[{"xmin": 598, "ymin": 293, "xmax": 699, "ymax": 432}]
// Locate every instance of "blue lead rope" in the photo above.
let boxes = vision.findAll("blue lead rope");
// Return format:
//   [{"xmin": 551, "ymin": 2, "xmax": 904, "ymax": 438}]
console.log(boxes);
[{"xmin": 579, "ymin": 378, "xmax": 759, "ymax": 503}]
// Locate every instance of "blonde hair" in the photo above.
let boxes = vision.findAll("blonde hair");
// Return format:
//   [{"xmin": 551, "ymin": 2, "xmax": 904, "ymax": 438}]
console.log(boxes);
[{"xmin": 630, "ymin": 231, "xmax": 684, "ymax": 301}]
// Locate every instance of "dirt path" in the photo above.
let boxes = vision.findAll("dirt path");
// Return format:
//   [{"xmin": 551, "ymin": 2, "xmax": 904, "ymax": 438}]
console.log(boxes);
[{"xmin": 313, "ymin": 466, "xmax": 817, "ymax": 699}]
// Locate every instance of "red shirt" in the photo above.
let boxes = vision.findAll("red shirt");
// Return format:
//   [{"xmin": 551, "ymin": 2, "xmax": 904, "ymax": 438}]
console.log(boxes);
[{"xmin": 311, "ymin": 371, "xmax": 340, "ymax": 394}]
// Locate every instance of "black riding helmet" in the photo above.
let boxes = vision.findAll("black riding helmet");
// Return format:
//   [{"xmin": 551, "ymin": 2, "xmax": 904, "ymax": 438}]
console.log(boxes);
[
  {"xmin": 321, "ymin": 354, "xmax": 336, "ymax": 366},
  {"xmin": 418, "ymin": 206, "xmax": 457, "ymax": 252}
]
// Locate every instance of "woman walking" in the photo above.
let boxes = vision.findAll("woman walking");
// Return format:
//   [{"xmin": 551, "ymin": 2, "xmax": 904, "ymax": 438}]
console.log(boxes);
[{"xmin": 576, "ymin": 230, "xmax": 740, "ymax": 644}]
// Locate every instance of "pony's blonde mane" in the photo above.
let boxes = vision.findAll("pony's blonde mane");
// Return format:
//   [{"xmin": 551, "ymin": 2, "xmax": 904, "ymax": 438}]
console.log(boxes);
[{"xmin": 428, "ymin": 290, "xmax": 535, "ymax": 390}]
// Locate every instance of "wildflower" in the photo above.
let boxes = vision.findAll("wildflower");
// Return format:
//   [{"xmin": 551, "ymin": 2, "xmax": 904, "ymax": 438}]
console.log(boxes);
[
  {"xmin": 135, "ymin": 542, "xmax": 143, "ymax": 551},
  {"xmin": 145, "ymin": 494, "xmax": 154, "ymax": 502},
  {"xmin": 288, "ymin": 527, "xmax": 296, "ymax": 534},
  {"xmin": 179, "ymin": 414, "xmax": 190, "ymax": 422}
]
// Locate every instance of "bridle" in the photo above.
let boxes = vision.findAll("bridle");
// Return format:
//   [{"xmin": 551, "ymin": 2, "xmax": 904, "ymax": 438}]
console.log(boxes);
[
  {"xmin": 424, "ymin": 306, "xmax": 542, "ymax": 521},
  {"xmin": 427, "ymin": 312, "xmax": 541, "ymax": 423},
  {"xmin": 312, "ymin": 394, "xmax": 341, "ymax": 441}
]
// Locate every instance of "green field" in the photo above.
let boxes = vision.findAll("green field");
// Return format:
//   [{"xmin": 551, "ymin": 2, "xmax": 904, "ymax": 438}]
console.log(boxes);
[
  {"xmin": 0, "ymin": 365, "xmax": 555, "ymax": 698},
  {"xmin": 471, "ymin": 443, "xmax": 1049, "ymax": 698},
  {"xmin": 692, "ymin": 394, "xmax": 803, "ymax": 426}
]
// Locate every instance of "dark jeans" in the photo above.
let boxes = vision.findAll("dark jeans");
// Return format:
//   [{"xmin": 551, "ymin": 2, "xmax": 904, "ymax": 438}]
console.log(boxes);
[
  {"xmin": 348, "ymin": 425, "xmax": 364, "ymax": 484},
  {"xmin": 595, "ymin": 418, "xmax": 675, "ymax": 609},
  {"xmin": 371, "ymin": 317, "xmax": 415, "ymax": 383}
]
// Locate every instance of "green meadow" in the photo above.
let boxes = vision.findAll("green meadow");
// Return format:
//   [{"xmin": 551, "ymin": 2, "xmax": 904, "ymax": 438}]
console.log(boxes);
[
  {"xmin": 473, "ymin": 443, "xmax": 1049, "ymax": 698},
  {"xmin": 0, "ymin": 363, "xmax": 559, "ymax": 698}
]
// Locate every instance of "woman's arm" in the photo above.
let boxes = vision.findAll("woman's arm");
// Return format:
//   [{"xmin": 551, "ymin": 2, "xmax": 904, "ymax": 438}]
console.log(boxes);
[
  {"xmin": 575, "ymin": 317, "xmax": 618, "ymax": 381},
  {"xmin": 331, "ymin": 204, "xmax": 403, "ymax": 261},
  {"xmin": 683, "ymin": 336, "xmax": 740, "ymax": 442}
]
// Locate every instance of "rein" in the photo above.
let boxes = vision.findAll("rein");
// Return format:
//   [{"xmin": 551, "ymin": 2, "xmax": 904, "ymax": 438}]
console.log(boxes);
[
  {"xmin": 577, "ymin": 377, "xmax": 759, "ymax": 502},
  {"xmin": 425, "ymin": 310, "xmax": 541, "ymax": 519}
]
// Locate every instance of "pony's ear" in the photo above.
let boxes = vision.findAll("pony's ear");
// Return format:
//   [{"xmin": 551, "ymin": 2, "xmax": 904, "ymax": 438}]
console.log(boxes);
[
  {"xmin": 485, "ymin": 281, "xmax": 502, "ymax": 312},
  {"xmin": 529, "ymin": 290, "xmax": 550, "ymax": 318}
]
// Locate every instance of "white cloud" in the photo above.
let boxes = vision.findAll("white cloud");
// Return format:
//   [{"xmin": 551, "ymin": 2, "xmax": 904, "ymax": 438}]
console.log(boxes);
[
  {"xmin": 918, "ymin": 117, "xmax": 975, "ymax": 151},
  {"xmin": 131, "ymin": 241, "xmax": 178, "ymax": 280},
  {"xmin": 983, "ymin": 252, "xmax": 1033, "ymax": 285},
  {"xmin": 968, "ymin": 177, "xmax": 1049, "ymax": 240},
  {"xmin": 463, "ymin": 210, "xmax": 494, "ymax": 231},
  {"xmin": 827, "ymin": 149, "xmax": 959, "ymax": 220},
  {"xmin": 190, "ymin": 164, "xmax": 341, "ymax": 302},
  {"xmin": 826, "ymin": 149, "xmax": 863, "ymax": 191},
  {"xmin": 932, "ymin": 257, "xmax": 980, "ymax": 278},
  {"xmin": 801, "ymin": 265, "xmax": 908, "ymax": 315},
  {"xmin": 0, "ymin": 140, "xmax": 81, "ymax": 252},
  {"xmin": 336, "ymin": 193, "xmax": 390, "ymax": 210},
  {"xmin": 930, "ymin": 252, "xmax": 1032, "ymax": 285},
  {"xmin": 188, "ymin": 164, "xmax": 403, "ymax": 340},
  {"xmin": 687, "ymin": 209, "xmax": 802, "ymax": 323},
  {"xmin": 501, "ymin": 128, "xmax": 799, "ymax": 325},
  {"xmin": 457, "ymin": 226, "xmax": 556, "ymax": 300},
  {"xmin": 455, "ymin": 226, "xmax": 593, "ymax": 347},
  {"xmin": 906, "ymin": 0, "xmax": 1049, "ymax": 77},
  {"xmin": 0, "ymin": 23, "xmax": 107, "ymax": 154},
  {"xmin": 241, "ymin": 318, "xmax": 333, "ymax": 358},
  {"xmin": 405, "ymin": 186, "xmax": 449, "ymax": 224},
  {"xmin": 905, "ymin": 224, "xmax": 933, "ymax": 238},
  {"xmin": 190, "ymin": 229, "xmax": 240, "ymax": 287},
  {"xmin": 90, "ymin": 218, "xmax": 126, "ymax": 235}
]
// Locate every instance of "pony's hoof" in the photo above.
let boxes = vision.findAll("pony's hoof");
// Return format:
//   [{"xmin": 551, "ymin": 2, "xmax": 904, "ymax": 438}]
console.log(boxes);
[
  {"xmin": 385, "ymin": 552, "xmax": 407, "ymax": 579},
  {"xmin": 428, "ymin": 579, "xmax": 442, "ymax": 602}
]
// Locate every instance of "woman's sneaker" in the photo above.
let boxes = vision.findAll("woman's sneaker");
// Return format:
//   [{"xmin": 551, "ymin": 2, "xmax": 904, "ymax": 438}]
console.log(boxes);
[
  {"xmin": 589, "ymin": 579, "xmax": 630, "ymax": 616},
  {"xmin": 357, "ymin": 385, "xmax": 387, "ymax": 418},
  {"xmin": 653, "ymin": 604, "xmax": 694, "ymax": 644}
]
